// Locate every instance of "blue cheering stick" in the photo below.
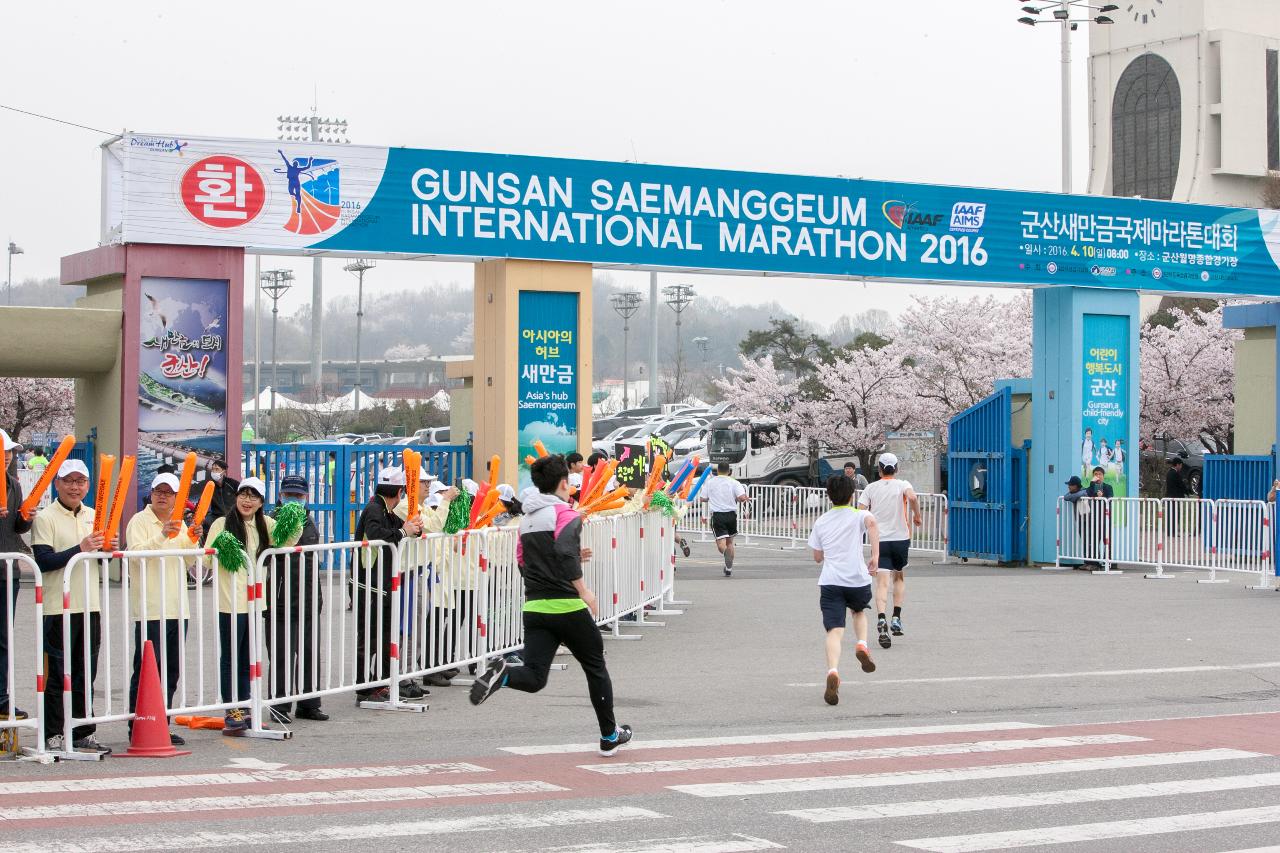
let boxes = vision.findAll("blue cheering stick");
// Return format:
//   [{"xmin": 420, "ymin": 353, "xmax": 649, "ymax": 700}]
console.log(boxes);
[
  {"xmin": 666, "ymin": 459, "xmax": 695, "ymax": 495},
  {"xmin": 685, "ymin": 465, "xmax": 714, "ymax": 503}
]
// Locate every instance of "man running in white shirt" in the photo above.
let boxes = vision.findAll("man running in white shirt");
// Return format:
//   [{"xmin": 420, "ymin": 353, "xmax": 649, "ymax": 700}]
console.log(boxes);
[
  {"xmin": 857, "ymin": 452, "xmax": 921, "ymax": 649},
  {"xmin": 810, "ymin": 474, "xmax": 879, "ymax": 705},
  {"xmin": 699, "ymin": 463, "xmax": 748, "ymax": 576}
]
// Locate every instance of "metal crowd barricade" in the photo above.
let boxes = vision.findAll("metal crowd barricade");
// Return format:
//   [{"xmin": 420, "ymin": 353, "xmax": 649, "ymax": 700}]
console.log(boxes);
[
  {"xmin": 739, "ymin": 484, "xmax": 797, "ymax": 545},
  {"xmin": 0, "ymin": 553, "xmax": 41, "ymax": 760},
  {"xmin": 913, "ymin": 493, "xmax": 950, "ymax": 559},
  {"xmin": 1054, "ymin": 496, "xmax": 1274, "ymax": 586},
  {"xmin": 49, "ymin": 546, "xmax": 266, "ymax": 761}
]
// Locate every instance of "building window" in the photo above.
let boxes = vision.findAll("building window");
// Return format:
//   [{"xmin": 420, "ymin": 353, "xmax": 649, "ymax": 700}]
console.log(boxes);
[
  {"xmin": 1111, "ymin": 53, "xmax": 1182, "ymax": 199},
  {"xmin": 1268, "ymin": 49, "xmax": 1278, "ymax": 172}
]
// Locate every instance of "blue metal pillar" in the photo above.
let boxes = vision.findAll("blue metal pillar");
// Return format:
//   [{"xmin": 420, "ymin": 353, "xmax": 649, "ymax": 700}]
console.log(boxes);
[{"xmin": 1030, "ymin": 287, "xmax": 1141, "ymax": 564}]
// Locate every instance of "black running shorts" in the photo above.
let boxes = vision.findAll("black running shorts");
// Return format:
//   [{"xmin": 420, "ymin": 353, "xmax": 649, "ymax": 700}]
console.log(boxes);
[
  {"xmin": 878, "ymin": 539, "xmax": 910, "ymax": 571},
  {"xmin": 820, "ymin": 583, "xmax": 874, "ymax": 630},
  {"xmin": 711, "ymin": 510, "xmax": 738, "ymax": 540}
]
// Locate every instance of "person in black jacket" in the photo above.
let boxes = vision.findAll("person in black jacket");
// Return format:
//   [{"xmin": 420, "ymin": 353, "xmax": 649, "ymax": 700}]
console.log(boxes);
[
  {"xmin": 0, "ymin": 430, "xmax": 32, "ymax": 719},
  {"xmin": 206, "ymin": 458, "xmax": 241, "ymax": 534},
  {"xmin": 353, "ymin": 466, "xmax": 422, "ymax": 702},
  {"xmin": 469, "ymin": 455, "xmax": 633, "ymax": 758},
  {"xmin": 1165, "ymin": 458, "xmax": 1191, "ymax": 499},
  {"xmin": 265, "ymin": 475, "xmax": 328, "ymax": 723}
]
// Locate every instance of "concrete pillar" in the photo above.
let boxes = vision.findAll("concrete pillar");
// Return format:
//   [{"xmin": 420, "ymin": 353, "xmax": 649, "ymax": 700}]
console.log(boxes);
[
  {"xmin": 1030, "ymin": 286, "xmax": 1140, "ymax": 564},
  {"xmin": 61, "ymin": 243, "xmax": 244, "ymax": 519},
  {"xmin": 472, "ymin": 260, "xmax": 593, "ymax": 488}
]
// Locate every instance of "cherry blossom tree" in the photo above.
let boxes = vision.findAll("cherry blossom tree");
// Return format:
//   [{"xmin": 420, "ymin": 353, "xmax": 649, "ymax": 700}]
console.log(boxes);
[
  {"xmin": 0, "ymin": 377, "xmax": 75, "ymax": 445},
  {"xmin": 893, "ymin": 292, "xmax": 1032, "ymax": 426},
  {"xmin": 1139, "ymin": 305, "xmax": 1238, "ymax": 454}
]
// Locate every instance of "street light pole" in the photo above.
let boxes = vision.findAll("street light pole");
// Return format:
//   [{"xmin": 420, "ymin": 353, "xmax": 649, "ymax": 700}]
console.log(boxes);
[
  {"xmin": 260, "ymin": 269, "xmax": 295, "ymax": 417},
  {"xmin": 662, "ymin": 284, "xmax": 696, "ymax": 404},
  {"xmin": 277, "ymin": 112, "xmax": 349, "ymax": 400},
  {"xmin": 6, "ymin": 241, "xmax": 23, "ymax": 305},
  {"xmin": 609, "ymin": 290, "xmax": 643, "ymax": 410},
  {"xmin": 343, "ymin": 259, "xmax": 376, "ymax": 415},
  {"xmin": 1016, "ymin": 2, "xmax": 1117, "ymax": 193}
]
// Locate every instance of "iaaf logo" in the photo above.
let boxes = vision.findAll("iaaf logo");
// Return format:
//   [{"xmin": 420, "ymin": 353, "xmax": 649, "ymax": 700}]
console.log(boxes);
[
  {"xmin": 949, "ymin": 202, "xmax": 986, "ymax": 233},
  {"xmin": 275, "ymin": 150, "xmax": 341, "ymax": 236},
  {"xmin": 882, "ymin": 200, "xmax": 943, "ymax": 230}
]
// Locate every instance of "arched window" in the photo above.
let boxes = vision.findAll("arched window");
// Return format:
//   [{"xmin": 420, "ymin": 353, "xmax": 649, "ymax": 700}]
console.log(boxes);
[{"xmin": 1112, "ymin": 53, "xmax": 1182, "ymax": 199}]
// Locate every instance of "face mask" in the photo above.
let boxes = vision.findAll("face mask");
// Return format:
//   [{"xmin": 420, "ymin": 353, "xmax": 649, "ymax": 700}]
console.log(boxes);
[
  {"xmin": 283, "ymin": 498, "xmax": 304, "ymax": 506},
  {"xmin": 212, "ymin": 472, "xmax": 223, "ymax": 482}
]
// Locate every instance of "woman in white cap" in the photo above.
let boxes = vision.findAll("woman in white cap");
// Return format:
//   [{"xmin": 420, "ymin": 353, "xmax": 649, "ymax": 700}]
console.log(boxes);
[
  {"xmin": 0, "ymin": 429, "xmax": 31, "ymax": 721},
  {"xmin": 204, "ymin": 476, "xmax": 274, "ymax": 733}
]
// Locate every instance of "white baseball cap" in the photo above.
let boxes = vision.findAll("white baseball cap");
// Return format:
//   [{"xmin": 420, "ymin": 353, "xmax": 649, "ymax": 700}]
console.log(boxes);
[
  {"xmin": 378, "ymin": 466, "xmax": 406, "ymax": 487},
  {"xmin": 150, "ymin": 473, "xmax": 181, "ymax": 492},
  {"xmin": 877, "ymin": 452, "xmax": 899, "ymax": 468},
  {"xmin": 496, "ymin": 483, "xmax": 516, "ymax": 502},
  {"xmin": 56, "ymin": 459, "xmax": 90, "ymax": 480},
  {"xmin": 427, "ymin": 480, "xmax": 450, "ymax": 497},
  {"xmin": 0, "ymin": 429, "xmax": 22, "ymax": 452},
  {"xmin": 418, "ymin": 469, "xmax": 437, "ymax": 482},
  {"xmin": 238, "ymin": 477, "xmax": 267, "ymax": 499},
  {"xmin": 461, "ymin": 478, "xmax": 479, "ymax": 496}
]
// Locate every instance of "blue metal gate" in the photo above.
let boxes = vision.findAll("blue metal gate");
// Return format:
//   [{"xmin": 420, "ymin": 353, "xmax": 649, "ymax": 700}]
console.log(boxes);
[
  {"xmin": 241, "ymin": 442, "xmax": 473, "ymax": 542},
  {"xmin": 947, "ymin": 387, "xmax": 1027, "ymax": 563},
  {"xmin": 1202, "ymin": 452, "xmax": 1274, "ymax": 501}
]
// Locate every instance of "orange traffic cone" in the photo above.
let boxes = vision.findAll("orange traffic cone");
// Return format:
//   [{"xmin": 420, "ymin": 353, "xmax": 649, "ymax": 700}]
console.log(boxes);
[{"xmin": 119, "ymin": 640, "xmax": 191, "ymax": 758}]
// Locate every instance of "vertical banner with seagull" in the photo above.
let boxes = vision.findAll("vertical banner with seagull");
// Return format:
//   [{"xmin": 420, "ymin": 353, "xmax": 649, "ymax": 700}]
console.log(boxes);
[{"xmin": 137, "ymin": 277, "xmax": 229, "ymax": 507}]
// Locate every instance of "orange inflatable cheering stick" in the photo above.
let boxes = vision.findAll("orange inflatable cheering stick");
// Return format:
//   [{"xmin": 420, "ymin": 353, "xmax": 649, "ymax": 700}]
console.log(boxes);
[
  {"xmin": 93, "ymin": 454, "xmax": 116, "ymax": 535},
  {"xmin": 533, "ymin": 440, "xmax": 549, "ymax": 458},
  {"xmin": 403, "ymin": 449, "xmax": 422, "ymax": 521},
  {"xmin": 104, "ymin": 456, "xmax": 135, "ymax": 549},
  {"xmin": 19, "ymin": 434, "xmax": 76, "ymax": 520},
  {"xmin": 167, "ymin": 453, "xmax": 197, "ymax": 537},
  {"xmin": 187, "ymin": 479, "xmax": 215, "ymax": 543}
]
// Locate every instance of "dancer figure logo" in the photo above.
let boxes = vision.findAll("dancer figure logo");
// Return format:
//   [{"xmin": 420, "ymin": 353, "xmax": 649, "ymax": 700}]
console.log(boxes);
[{"xmin": 275, "ymin": 150, "xmax": 341, "ymax": 235}]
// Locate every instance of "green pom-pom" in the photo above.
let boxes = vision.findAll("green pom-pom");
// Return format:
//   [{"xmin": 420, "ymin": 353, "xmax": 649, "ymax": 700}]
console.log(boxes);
[
  {"xmin": 648, "ymin": 490, "xmax": 679, "ymax": 519},
  {"xmin": 271, "ymin": 502, "xmax": 307, "ymax": 547},
  {"xmin": 212, "ymin": 530, "xmax": 248, "ymax": 574},
  {"xmin": 444, "ymin": 489, "xmax": 472, "ymax": 535}
]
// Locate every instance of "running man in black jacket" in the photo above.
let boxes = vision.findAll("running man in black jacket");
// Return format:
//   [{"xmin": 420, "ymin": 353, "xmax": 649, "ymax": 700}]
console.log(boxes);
[{"xmin": 470, "ymin": 455, "xmax": 633, "ymax": 757}]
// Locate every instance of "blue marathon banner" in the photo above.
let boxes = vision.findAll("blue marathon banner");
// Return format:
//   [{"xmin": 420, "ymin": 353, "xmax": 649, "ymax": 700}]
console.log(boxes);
[
  {"xmin": 517, "ymin": 291, "xmax": 578, "ymax": 489},
  {"xmin": 1079, "ymin": 314, "xmax": 1131, "ymax": 498},
  {"xmin": 111, "ymin": 133, "xmax": 1280, "ymax": 297}
]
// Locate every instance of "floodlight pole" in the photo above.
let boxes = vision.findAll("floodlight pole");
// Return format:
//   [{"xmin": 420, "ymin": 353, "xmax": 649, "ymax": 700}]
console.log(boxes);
[{"xmin": 344, "ymin": 259, "xmax": 376, "ymax": 415}]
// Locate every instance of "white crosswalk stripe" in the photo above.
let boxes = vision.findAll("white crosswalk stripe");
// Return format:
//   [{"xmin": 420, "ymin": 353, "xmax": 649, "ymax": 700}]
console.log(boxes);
[
  {"xmin": 669, "ymin": 748, "xmax": 1261, "ymax": 797},
  {"xmin": 0, "ymin": 780, "xmax": 567, "ymax": 822},
  {"xmin": 583, "ymin": 734, "xmax": 1143, "ymax": 775},
  {"xmin": 1, "ymin": 807, "xmax": 668, "ymax": 853},
  {"xmin": 500, "ymin": 721, "xmax": 1043, "ymax": 754},
  {"xmin": 896, "ymin": 804, "xmax": 1280, "ymax": 852},
  {"xmin": 0, "ymin": 762, "xmax": 492, "ymax": 796},
  {"xmin": 778, "ymin": 770, "xmax": 1280, "ymax": 822}
]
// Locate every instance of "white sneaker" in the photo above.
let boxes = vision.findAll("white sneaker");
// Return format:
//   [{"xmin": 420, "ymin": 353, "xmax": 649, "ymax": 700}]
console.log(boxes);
[
  {"xmin": 72, "ymin": 734, "xmax": 112, "ymax": 755},
  {"xmin": 44, "ymin": 735, "xmax": 64, "ymax": 751}
]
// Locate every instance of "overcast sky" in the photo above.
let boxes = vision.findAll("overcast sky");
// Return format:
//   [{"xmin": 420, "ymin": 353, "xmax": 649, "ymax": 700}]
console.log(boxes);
[{"xmin": 0, "ymin": 0, "xmax": 1090, "ymax": 325}]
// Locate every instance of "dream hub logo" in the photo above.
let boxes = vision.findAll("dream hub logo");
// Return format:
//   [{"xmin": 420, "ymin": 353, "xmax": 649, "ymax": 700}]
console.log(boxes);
[
  {"xmin": 275, "ymin": 150, "xmax": 341, "ymax": 235},
  {"xmin": 949, "ymin": 202, "xmax": 986, "ymax": 233}
]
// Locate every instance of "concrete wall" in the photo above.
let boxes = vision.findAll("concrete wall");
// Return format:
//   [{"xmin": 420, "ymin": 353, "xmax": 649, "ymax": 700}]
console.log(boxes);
[{"xmin": 1232, "ymin": 325, "xmax": 1277, "ymax": 455}]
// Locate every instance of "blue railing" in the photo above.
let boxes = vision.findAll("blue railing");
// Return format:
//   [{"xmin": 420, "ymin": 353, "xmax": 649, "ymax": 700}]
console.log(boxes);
[{"xmin": 240, "ymin": 442, "xmax": 473, "ymax": 542}]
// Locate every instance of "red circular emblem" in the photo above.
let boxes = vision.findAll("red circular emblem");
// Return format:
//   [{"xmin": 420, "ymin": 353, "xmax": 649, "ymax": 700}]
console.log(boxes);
[{"xmin": 180, "ymin": 155, "xmax": 266, "ymax": 228}]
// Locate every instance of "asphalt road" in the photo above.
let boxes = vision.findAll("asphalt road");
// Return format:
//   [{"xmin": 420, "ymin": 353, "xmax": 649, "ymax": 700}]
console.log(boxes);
[{"xmin": 5, "ymin": 539, "xmax": 1280, "ymax": 852}]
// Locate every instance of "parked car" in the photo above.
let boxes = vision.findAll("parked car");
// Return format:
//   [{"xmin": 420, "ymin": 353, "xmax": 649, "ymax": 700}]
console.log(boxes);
[
  {"xmin": 650, "ymin": 418, "xmax": 710, "ymax": 441},
  {"xmin": 411, "ymin": 427, "xmax": 453, "ymax": 445},
  {"xmin": 1139, "ymin": 437, "xmax": 1207, "ymax": 495},
  {"xmin": 592, "ymin": 423, "xmax": 654, "ymax": 458},
  {"xmin": 615, "ymin": 406, "xmax": 662, "ymax": 419},
  {"xmin": 667, "ymin": 425, "xmax": 709, "ymax": 461},
  {"xmin": 592, "ymin": 417, "xmax": 639, "ymax": 441}
]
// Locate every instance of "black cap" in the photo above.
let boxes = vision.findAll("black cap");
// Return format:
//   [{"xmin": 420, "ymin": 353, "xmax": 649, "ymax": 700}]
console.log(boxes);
[
  {"xmin": 1065, "ymin": 476, "xmax": 1083, "ymax": 487},
  {"xmin": 280, "ymin": 474, "xmax": 309, "ymax": 495}
]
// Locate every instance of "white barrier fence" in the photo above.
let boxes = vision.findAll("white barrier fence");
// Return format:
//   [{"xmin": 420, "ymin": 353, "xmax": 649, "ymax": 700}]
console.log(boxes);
[
  {"xmin": 0, "ymin": 553, "xmax": 39, "ymax": 758},
  {"xmin": 678, "ymin": 484, "xmax": 949, "ymax": 558},
  {"xmin": 1055, "ymin": 496, "xmax": 1275, "ymax": 585},
  {"xmin": 6, "ymin": 510, "xmax": 679, "ymax": 761}
]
